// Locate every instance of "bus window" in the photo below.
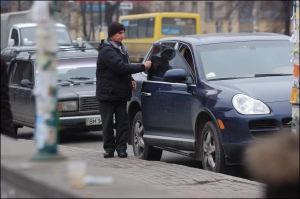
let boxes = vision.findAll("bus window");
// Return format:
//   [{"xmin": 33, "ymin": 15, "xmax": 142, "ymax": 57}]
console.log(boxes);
[
  {"xmin": 147, "ymin": 18, "xmax": 155, "ymax": 38},
  {"xmin": 138, "ymin": 19, "xmax": 147, "ymax": 38},
  {"xmin": 162, "ymin": 18, "xmax": 196, "ymax": 35},
  {"xmin": 128, "ymin": 20, "xmax": 138, "ymax": 39}
]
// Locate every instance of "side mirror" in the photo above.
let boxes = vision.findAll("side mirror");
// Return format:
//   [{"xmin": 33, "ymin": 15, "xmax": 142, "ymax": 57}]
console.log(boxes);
[
  {"xmin": 163, "ymin": 69, "xmax": 187, "ymax": 83},
  {"xmin": 8, "ymin": 39, "xmax": 14, "ymax": 47},
  {"xmin": 20, "ymin": 79, "xmax": 33, "ymax": 88}
]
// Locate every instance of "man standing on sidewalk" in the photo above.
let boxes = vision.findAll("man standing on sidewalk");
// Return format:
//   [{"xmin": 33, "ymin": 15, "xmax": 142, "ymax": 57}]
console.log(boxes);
[
  {"xmin": 96, "ymin": 21, "xmax": 151, "ymax": 158},
  {"xmin": 1, "ymin": 57, "xmax": 16, "ymax": 139}
]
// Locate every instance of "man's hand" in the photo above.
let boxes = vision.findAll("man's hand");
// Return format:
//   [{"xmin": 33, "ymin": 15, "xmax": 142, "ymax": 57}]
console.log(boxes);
[
  {"xmin": 143, "ymin": 61, "xmax": 152, "ymax": 69},
  {"xmin": 132, "ymin": 81, "xmax": 137, "ymax": 91}
]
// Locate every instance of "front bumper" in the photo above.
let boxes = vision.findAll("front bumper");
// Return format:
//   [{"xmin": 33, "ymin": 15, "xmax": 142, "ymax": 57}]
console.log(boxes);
[{"xmin": 59, "ymin": 114, "xmax": 102, "ymax": 131}]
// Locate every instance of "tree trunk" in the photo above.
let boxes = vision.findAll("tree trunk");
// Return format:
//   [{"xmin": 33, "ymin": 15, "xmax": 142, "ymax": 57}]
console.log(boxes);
[
  {"xmin": 283, "ymin": 1, "xmax": 293, "ymax": 36},
  {"xmin": 80, "ymin": 3, "xmax": 88, "ymax": 40}
]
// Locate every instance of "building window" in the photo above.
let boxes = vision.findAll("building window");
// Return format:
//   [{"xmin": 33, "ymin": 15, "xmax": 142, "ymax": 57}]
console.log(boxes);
[
  {"xmin": 205, "ymin": 2, "xmax": 214, "ymax": 21},
  {"xmin": 192, "ymin": 2, "xmax": 197, "ymax": 13},
  {"xmin": 179, "ymin": 1, "xmax": 184, "ymax": 12}
]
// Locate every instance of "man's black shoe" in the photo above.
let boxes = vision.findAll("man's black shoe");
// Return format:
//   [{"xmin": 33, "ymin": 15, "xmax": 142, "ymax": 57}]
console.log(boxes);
[
  {"xmin": 104, "ymin": 152, "xmax": 114, "ymax": 158},
  {"xmin": 118, "ymin": 151, "xmax": 128, "ymax": 158}
]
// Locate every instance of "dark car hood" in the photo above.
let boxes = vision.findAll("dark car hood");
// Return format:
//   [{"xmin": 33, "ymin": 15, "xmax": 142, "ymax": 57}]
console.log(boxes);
[
  {"xmin": 57, "ymin": 83, "xmax": 96, "ymax": 99},
  {"xmin": 210, "ymin": 76, "xmax": 294, "ymax": 103}
]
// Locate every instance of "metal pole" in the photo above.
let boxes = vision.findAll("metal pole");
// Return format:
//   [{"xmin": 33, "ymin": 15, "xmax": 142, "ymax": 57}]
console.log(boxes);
[
  {"xmin": 290, "ymin": 0, "xmax": 299, "ymax": 134},
  {"xmin": 99, "ymin": 2, "xmax": 102, "ymax": 32},
  {"xmin": 30, "ymin": 1, "xmax": 64, "ymax": 160}
]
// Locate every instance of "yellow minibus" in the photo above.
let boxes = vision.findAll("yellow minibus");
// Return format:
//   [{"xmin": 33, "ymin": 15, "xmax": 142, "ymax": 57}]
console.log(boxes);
[{"xmin": 119, "ymin": 12, "xmax": 201, "ymax": 62}]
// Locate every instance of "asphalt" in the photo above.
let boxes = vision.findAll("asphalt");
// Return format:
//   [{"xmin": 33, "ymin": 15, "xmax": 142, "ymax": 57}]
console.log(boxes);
[{"xmin": 1, "ymin": 134, "xmax": 266, "ymax": 198}]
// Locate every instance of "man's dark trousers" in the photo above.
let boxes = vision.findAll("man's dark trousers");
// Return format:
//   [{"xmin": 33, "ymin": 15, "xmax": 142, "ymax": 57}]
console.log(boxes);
[{"xmin": 99, "ymin": 101, "xmax": 128, "ymax": 153}]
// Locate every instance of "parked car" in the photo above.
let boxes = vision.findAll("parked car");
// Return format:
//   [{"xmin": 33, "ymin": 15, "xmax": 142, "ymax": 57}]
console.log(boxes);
[
  {"xmin": 7, "ymin": 49, "xmax": 102, "ymax": 134},
  {"xmin": 127, "ymin": 33, "xmax": 294, "ymax": 174}
]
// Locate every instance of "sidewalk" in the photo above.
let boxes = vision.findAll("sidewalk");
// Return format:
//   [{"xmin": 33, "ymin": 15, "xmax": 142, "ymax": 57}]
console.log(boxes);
[{"xmin": 1, "ymin": 135, "xmax": 265, "ymax": 198}]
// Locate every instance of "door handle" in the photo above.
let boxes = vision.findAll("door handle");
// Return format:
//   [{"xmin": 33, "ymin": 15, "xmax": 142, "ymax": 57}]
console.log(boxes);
[
  {"xmin": 141, "ymin": 92, "xmax": 151, "ymax": 97},
  {"xmin": 15, "ymin": 89, "xmax": 19, "ymax": 94}
]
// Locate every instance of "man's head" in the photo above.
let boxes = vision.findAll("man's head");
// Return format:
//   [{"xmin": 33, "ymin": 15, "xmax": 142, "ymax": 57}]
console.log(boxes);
[
  {"xmin": 161, "ymin": 49, "xmax": 175, "ymax": 62},
  {"xmin": 108, "ymin": 21, "xmax": 125, "ymax": 44}
]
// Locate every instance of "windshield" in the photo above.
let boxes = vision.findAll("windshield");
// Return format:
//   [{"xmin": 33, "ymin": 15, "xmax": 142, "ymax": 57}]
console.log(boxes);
[
  {"xmin": 57, "ymin": 65, "xmax": 96, "ymax": 82},
  {"xmin": 20, "ymin": 27, "xmax": 73, "ymax": 46},
  {"xmin": 197, "ymin": 40, "xmax": 293, "ymax": 80}
]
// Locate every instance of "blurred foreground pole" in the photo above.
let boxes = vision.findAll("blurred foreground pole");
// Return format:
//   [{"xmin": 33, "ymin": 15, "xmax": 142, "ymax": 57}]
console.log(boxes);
[
  {"xmin": 252, "ymin": 1, "xmax": 260, "ymax": 33},
  {"xmin": 290, "ymin": 0, "xmax": 299, "ymax": 134},
  {"xmin": 30, "ymin": 1, "xmax": 64, "ymax": 160}
]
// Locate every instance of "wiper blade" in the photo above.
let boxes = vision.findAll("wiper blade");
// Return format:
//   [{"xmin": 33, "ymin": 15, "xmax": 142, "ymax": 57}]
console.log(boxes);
[
  {"xmin": 254, "ymin": 74, "xmax": 291, "ymax": 77},
  {"xmin": 69, "ymin": 77, "xmax": 91, "ymax": 80},
  {"xmin": 208, "ymin": 76, "xmax": 251, "ymax": 81},
  {"xmin": 57, "ymin": 79, "xmax": 75, "ymax": 84}
]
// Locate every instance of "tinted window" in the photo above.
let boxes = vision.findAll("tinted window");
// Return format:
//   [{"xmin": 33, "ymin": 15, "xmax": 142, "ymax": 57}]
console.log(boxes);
[
  {"xmin": 162, "ymin": 18, "xmax": 196, "ymax": 35},
  {"xmin": 8, "ymin": 61, "xmax": 18, "ymax": 83},
  {"xmin": 12, "ymin": 61, "xmax": 23, "ymax": 84},
  {"xmin": 148, "ymin": 45, "xmax": 192, "ymax": 82},
  {"xmin": 11, "ymin": 29, "xmax": 19, "ymax": 46},
  {"xmin": 22, "ymin": 62, "xmax": 33, "ymax": 82},
  {"xmin": 197, "ymin": 40, "xmax": 293, "ymax": 80}
]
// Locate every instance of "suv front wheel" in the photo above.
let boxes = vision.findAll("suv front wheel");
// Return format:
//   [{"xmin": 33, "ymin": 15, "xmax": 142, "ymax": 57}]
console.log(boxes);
[
  {"xmin": 131, "ymin": 111, "xmax": 162, "ymax": 161},
  {"xmin": 201, "ymin": 121, "xmax": 236, "ymax": 174}
]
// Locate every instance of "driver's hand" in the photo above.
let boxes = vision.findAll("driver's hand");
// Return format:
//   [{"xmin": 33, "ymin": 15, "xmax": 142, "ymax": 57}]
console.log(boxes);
[{"xmin": 143, "ymin": 61, "xmax": 152, "ymax": 69}]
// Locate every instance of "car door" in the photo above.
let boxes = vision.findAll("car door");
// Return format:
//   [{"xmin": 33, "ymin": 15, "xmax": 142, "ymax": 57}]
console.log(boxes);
[
  {"xmin": 12, "ymin": 60, "xmax": 35, "ymax": 126},
  {"xmin": 142, "ymin": 44, "xmax": 196, "ymax": 148}
]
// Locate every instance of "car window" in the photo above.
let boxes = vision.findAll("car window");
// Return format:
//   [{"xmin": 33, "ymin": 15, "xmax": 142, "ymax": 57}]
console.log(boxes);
[
  {"xmin": 8, "ymin": 61, "xmax": 18, "ymax": 83},
  {"xmin": 147, "ymin": 44, "xmax": 194, "ymax": 82},
  {"xmin": 11, "ymin": 29, "xmax": 19, "ymax": 46},
  {"xmin": 179, "ymin": 44, "xmax": 195, "ymax": 75},
  {"xmin": 22, "ymin": 61, "xmax": 33, "ymax": 82},
  {"xmin": 11, "ymin": 61, "xmax": 23, "ymax": 84}
]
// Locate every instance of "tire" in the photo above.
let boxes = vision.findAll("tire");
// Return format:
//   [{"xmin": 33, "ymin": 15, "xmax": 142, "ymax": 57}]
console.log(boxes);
[
  {"xmin": 13, "ymin": 125, "xmax": 18, "ymax": 137},
  {"xmin": 131, "ymin": 111, "xmax": 162, "ymax": 161},
  {"xmin": 200, "ymin": 121, "xmax": 236, "ymax": 174}
]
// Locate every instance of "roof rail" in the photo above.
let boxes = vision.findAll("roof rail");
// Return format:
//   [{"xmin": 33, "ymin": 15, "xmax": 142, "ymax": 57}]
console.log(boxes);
[{"xmin": 13, "ymin": 46, "xmax": 97, "ymax": 60}]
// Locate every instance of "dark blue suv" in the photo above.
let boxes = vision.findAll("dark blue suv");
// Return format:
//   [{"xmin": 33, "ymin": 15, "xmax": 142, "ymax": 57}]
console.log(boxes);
[{"xmin": 127, "ymin": 33, "xmax": 294, "ymax": 174}]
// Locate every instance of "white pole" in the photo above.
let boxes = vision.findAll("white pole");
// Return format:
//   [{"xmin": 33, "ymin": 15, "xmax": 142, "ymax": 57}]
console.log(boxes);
[
  {"xmin": 30, "ymin": 1, "xmax": 64, "ymax": 160},
  {"xmin": 290, "ymin": 0, "xmax": 299, "ymax": 134}
]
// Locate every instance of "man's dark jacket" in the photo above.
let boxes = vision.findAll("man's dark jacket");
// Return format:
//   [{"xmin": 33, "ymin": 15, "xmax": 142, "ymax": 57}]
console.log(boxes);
[
  {"xmin": 1, "ymin": 57, "xmax": 16, "ymax": 138},
  {"xmin": 96, "ymin": 38, "xmax": 145, "ymax": 101}
]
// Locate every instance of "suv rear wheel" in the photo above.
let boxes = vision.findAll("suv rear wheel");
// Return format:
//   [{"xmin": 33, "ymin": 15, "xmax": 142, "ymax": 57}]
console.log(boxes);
[
  {"xmin": 201, "ymin": 121, "xmax": 236, "ymax": 174},
  {"xmin": 131, "ymin": 111, "xmax": 162, "ymax": 161}
]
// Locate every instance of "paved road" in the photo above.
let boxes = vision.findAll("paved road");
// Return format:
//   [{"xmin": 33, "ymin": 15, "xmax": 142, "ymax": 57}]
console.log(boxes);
[{"xmin": 17, "ymin": 127, "xmax": 250, "ymax": 179}]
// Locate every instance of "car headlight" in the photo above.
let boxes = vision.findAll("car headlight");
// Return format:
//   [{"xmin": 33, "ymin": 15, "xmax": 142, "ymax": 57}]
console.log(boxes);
[
  {"xmin": 57, "ymin": 101, "xmax": 78, "ymax": 112},
  {"xmin": 232, "ymin": 94, "xmax": 270, "ymax": 115}
]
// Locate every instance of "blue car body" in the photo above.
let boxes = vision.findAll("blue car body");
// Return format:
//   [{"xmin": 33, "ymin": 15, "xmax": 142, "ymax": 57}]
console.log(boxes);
[{"xmin": 127, "ymin": 33, "xmax": 293, "ymax": 174}]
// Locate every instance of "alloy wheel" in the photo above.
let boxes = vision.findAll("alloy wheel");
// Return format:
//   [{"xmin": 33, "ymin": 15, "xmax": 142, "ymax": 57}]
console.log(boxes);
[
  {"xmin": 203, "ymin": 130, "xmax": 216, "ymax": 171},
  {"xmin": 133, "ymin": 119, "xmax": 145, "ymax": 156}
]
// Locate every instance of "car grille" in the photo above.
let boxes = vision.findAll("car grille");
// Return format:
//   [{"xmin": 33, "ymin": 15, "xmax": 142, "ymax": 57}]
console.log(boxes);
[
  {"xmin": 249, "ymin": 119, "xmax": 277, "ymax": 130},
  {"xmin": 79, "ymin": 96, "xmax": 100, "ymax": 113},
  {"xmin": 282, "ymin": 117, "xmax": 292, "ymax": 128},
  {"xmin": 249, "ymin": 118, "xmax": 292, "ymax": 139}
]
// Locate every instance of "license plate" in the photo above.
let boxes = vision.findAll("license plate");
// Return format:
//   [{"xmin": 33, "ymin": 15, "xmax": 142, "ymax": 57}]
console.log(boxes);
[{"xmin": 86, "ymin": 117, "xmax": 101, "ymax": 126}]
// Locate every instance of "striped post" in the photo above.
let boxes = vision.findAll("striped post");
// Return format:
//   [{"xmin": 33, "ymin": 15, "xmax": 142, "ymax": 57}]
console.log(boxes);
[{"xmin": 290, "ymin": 0, "xmax": 299, "ymax": 134}]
